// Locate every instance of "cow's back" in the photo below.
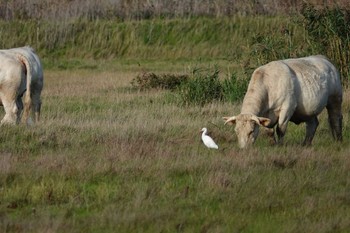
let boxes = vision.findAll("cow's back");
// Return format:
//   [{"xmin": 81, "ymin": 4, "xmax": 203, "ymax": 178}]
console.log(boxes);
[
  {"xmin": 283, "ymin": 56, "xmax": 341, "ymax": 119},
  {"xmin": 0, "ymin": 51, "xmax": 24, "ymax": 81},
  {"xmin": 284, "ymin": 55, "xmax": 341, "ymax": 94},
  {"xmin": 6, "ymin": 47, "xmax": 43, "ymax": 80}
]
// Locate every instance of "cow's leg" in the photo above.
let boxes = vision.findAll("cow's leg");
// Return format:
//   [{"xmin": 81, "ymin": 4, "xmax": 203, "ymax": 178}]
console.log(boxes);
[
  {"xmin": 1, "ymin": 98, "xmax": 18, "ymax": 125},
  {"xmin": 327, "ymin": 95, "xmax": 343, "ymax": 141},
  {"xmin": 276, "ymin": 124, "xmax": 288, "ymax": 144},
  {"xmin": 276, "ymin": 105, "xmax": 295, "ymax": 144},
  {"xmin": 263, "ymin": 127, "xmax": 276, "ymax": 145},
  {"xmin": 34, "ymin": 101, "xmax": 41, "ymax": 123},
  {"xmin": 16, "ymin": 97, "xmax": 23, "ymax": 124},
  {"xmin": 31, "ymin": 91, "xmax": 42, "ymax": 123},
  {"xmin": 303, "ymin": 117, "xmax": 319, "ymax": 146}
]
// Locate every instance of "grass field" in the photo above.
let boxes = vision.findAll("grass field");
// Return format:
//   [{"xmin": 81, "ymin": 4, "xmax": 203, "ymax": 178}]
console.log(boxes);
[
  {"xmin": 0, "ymin": 62, "xmax": 350, "ymax": 232},
  {"xmin": 1, "ymin": 5, "xmax": 350, "ymax": 231}
]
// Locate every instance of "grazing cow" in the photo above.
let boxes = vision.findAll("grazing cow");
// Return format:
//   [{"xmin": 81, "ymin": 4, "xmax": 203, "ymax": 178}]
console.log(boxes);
[
  {"xmin": 0, "ymin": 46, "xmax": 43, "ymax": 125},
  {"xmin": 224, "ymin": 55, "xmax": 342, "ymax": 148}
]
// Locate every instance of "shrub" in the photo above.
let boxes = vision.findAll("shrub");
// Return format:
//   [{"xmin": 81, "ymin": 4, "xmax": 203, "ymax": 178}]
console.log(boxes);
[
  {"xmin": 131, "ymin": 72, "xmax": 188, "ymax": 90},
  {"xmin": 132, "ymin": 68, "xmax": 250, "ymax": 106},
  {"xmin": 222, "ymin": 72, "xmax": 249, "ymax": 103},
  {"xmin": 178, "ymin": 68, "xmax": 223, "ymax": 106}
]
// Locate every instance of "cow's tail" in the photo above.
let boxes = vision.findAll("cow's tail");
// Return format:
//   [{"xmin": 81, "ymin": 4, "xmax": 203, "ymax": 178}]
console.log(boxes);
[{"xmin": 17, "ymin": 54, "xmax": 33, "ymax": 125}]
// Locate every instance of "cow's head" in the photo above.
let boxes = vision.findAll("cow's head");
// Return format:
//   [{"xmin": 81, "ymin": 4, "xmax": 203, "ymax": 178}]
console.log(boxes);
[{"xmin": 223, "ymin": 114, "xmax": 270, "ymax": 148}]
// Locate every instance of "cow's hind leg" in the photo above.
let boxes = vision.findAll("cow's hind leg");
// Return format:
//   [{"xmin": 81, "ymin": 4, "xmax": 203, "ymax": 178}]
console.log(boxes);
[
  {"xmin": 16, "ymin": 97, "xmax": 23, "ymax": 124},
  {"xmin": 327, "ymin": 95, "xmax": 343, "ymax": 141},
  {"xmin": 34, "ymin": 101, "xmax": 41, "ymax": 123},
  {"xmin": 31, "ymin": 91, "xmax": 42, "ymax": 123},
  {"xmin": 303, "ymin": 117, "xmax": 319, "ymax": 146},
  {"xmin": 1, "ymin": 98, "xmax": 18, "ymax": 125}
]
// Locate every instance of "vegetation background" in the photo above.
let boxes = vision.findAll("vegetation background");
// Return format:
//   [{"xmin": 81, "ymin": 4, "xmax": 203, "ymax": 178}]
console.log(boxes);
[{"xmin": 1, "ymin": 0, "xmax": 350, "ymax": 232}]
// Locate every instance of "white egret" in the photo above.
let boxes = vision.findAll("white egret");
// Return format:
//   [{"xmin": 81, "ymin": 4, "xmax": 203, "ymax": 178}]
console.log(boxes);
[{"xmin": 201, "ymin": 128, "xmax": 219, "ymax": 149}]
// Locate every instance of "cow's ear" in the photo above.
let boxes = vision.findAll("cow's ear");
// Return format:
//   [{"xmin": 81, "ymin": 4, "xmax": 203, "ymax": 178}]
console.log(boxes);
[
  {"xmin": 257, "ymin": 117, "xmax": 271, "ymax": 127},
  {"xmin": 223, "ymin": 116, "xmax": 236, "ymax": 125},
  {"xmin": 250, "ymin": 115, "xmax": 270, "ymax": 127}
]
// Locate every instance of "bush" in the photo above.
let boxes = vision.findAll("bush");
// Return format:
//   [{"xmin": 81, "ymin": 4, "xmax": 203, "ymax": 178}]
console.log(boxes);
[
  {"xmin": 222, "ymin": 72, "xmax": 249, "ymax": 103},
  {"xmin": 131, "ymin": 72, "xmax": 188, "ymax": 90},
  {"xmin": 131, "ymin": 68, "xmax": 225, "ymax": 106},
  {"xmin": 178, "ymin": 68, "xmax": 223, "ymax": 106},
  {"xmin": 131, "ymin": 68, "xmax": 250, "ymax": 106}
]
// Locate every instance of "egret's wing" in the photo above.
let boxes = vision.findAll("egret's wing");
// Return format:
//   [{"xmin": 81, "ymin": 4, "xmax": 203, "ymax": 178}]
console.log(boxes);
[{"xmin": 203, "ymin": 135, "xmax": 219, "ymax": 149}]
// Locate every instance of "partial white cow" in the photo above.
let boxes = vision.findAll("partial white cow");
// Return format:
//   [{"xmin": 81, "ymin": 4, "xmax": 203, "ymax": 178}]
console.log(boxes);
[
  {"xmin": 224, "ymin": 55, "xmax": 342, "ymax": 148},
  {"xmin": 0, "ymin": 52, "xmax": 26, "ymax": 124},
  {"xmin": 0, "ymin": 46, "xmax": 43, "ymax": 125}
]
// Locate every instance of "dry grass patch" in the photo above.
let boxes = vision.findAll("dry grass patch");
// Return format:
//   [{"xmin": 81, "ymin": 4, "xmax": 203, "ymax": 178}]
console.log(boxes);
[{"xmin": 0, "ymin": 69, "xmax": 350, "ymax": 232}]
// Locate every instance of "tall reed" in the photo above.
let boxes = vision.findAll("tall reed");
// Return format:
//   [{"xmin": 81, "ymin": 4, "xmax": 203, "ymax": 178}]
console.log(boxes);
[
  {"xmin": 301, "ymin": 3, "xmax": 350, "ymax": 85},
  {"xmin": 0, "ymin": 16, "xmax": 306, "ymax": 63}
]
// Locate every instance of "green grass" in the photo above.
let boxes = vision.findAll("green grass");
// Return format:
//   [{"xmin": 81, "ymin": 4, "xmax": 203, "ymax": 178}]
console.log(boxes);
[
  {"xmin": 2, "ymin": 9, "xmax": 349, "ymax": 83},
  {"xmin": 0, "ymin": 69, "xmax": 350, "ymax": 232},
  {"xmin": 0, "ymin": 16, "xmax": 307, "ymax": 68}
]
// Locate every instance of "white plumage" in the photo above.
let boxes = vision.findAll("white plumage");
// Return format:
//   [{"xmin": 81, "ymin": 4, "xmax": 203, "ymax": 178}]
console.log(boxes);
[{"xmin": 201, "ymin": 128, "xmax": 219, "ymax": 149}]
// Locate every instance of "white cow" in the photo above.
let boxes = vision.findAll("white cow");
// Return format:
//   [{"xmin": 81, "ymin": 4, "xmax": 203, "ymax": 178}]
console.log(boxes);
[
  {"xmin": 224, "ymin": 55, "xmax": 342, "ymax": 148},
  {"xmin": 0, "ymin": 46, "xmax": 43, "ymax": 125}
]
